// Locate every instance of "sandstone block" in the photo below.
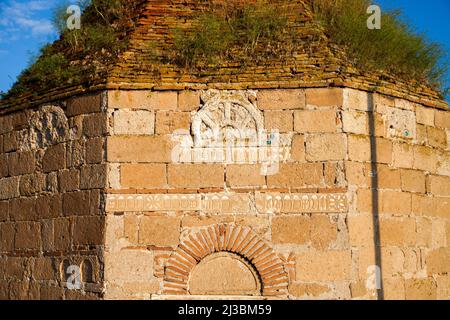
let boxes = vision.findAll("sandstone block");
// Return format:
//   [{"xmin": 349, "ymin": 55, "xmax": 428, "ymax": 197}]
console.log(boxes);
[
  {"xmin": 381, "ymin": 191, "xmax": 412, "ymax": 215},
  {"xmin": 413, "ymin": 145, "xmax": 437, "ymax": 172},
  {"xmin": 73, "ymin": 216, "xmax": 104, "ymax": 245},
  {"xmin": 348, "ymin": 214, "xmax": 374, "ymax": 247},
  {"xmin": 10, "ymin": 197, "xmax": 36, "ymax": 221},
  {"xmin": 67, "ymin": 93, "xmax": 103, "ymax": 116},
  {"xmin": 290, "ymin": 283, "xmax": 330, "ymax": 298},
  {"xmin": 178, "ymin": 91, "xmax": 200, "ymax": 111},
  {"xmin": 348, "ymin": 135, "xmax": 371, "ymax": 162},
  {"xmin": 435, "ymin": 110, "xmax": 450, "ymax": 130},
  {"xmin": 379, "ymin": 217, "xmax": 416, "ymax": 246},
  {"xmin": 226, "ymin": 164, "xmax": 265, "ymax": 187},
  {"xmin": 416, "ymin": 106, "xmax": 434, "ymax": 126},
  {"xmin": 392, "ymin": 142, "xmax": 413, "ymax": 168},
  {"xmin": 426, "ymin": 248, "xmax": 450, "ymax": 275},
  {"xmin": 343, "ymin": 88, "xmax": 369, "ymax": 111},
  {"xmin": 427, "ymin": 126, "xmax": 447, "ymax": 149},
  {"xmin": 267, "ymin": 163, "xmax": 323, "ymax": 188},
  {"xmin": 121, "ymin": 164, "xmax": 167, "ymax": 189},
  {"xmin": 107, "ymin": 136, "xmax": 174, "ymax": 163},
  {"xmin": 296, "ymin": 250, "xmax": 352, "ymax": 281},
  {"xmin": 400, "ymin": 169, "xmax": 426, "ymax": 193},
  {"xmin": 43, "ymin": 144, "xmax": 66, "ymax": 173},
  {"xmin": 86, "ymin": 137, "xmax": 104, "ymax": 164},
  {"xmin": 53, "ymin": 218, "xmax": 71, "ymax": 251},
  {"xmin": 294, "ymin": 110, "xmax": 337, "ymax": 133},
  {"xmin": 108, "ymin": 90, "xmax": 177, "ymax": 110},
  {"xmin": 8, "ymin": 152, "xmax": 35, "ymax": 176},
  {"xmin": 15, "ymin": 222, "xmax": 41, "ymax": 250},
  {"xmin": 0, "ymin": 223, "xmax": 15, "ymax": 252},
  {"xmin": 306, "ymin": 134, "xmax": 346, "ymax": 161},
  {"xmin": 58, "ymin": 169, "xmax": 80, "ymax": 192},
  {"xmin": 377, "ymin": 165, "xmax": 401, "ymax": 190},
  {"xmin": 427, "ymin": 175, "xmax": 450, "ymax": 197},
  {"xmin": 36, "ymin": 194, "xmax": 62, "ymax": 219},
  {"xmin": 168, "ymin": 164, "xmax": 224, "ymax": 188},
  {"xmin": 113, "ymin": 110, "xmax": 155, "ymax": 135},
  {"xmin": 264, "ymin": 110, "xmax": 293, "ymax": 133},
  {"xmin": 342, "ymin": 110, "xmax": 368, "ymax": 134},
  {"xmin": 155, "ymin": 111, "xmax": 191, "ymax": 134},
  {"xmin": 345, "ymin": 161, "xmax": 371, "ymax": 187},
  {"xmin": 83, "ymin": 113, "xmax": 108, "ymax": 137},
  {"xmin": 272, "ymin": 215, "xmax": 310, "ymax": 245},
  {"xmin": 405, "ymin": 279, "xmax": 437, "ymax": 300},
  {"xmin": 0, "ymin": 154, "xmax": 8, "ymax": 178},
  {"xmin": 63, "ymin": 191, "xmax": 90, "ymax": 216},
  {"xmin": 290, "ymin": 135, "xmax": 305, "ymax": 162},
  {"xmin": 139, "ymin": 216, "xmax": 180, "ymax": 246},
  {"xmin": 80, "ymin": 164, "xmax": 107, "ymax": 189},
  {"xmin": 257, "ymin": 89, "xmax": 305, "ymax": 110},
  {"xmin": 19, "ymin": 173, "xmax": 46, "ymax": 196},
  {"xmin": 305, "ymin": 88, "xmax": 343, "ymax": 107}
]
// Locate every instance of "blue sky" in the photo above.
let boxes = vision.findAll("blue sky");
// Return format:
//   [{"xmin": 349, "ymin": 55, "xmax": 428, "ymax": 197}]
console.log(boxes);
[{"xmin": 0, "ymin": 0, "xmax": 449, "ymax": 101}]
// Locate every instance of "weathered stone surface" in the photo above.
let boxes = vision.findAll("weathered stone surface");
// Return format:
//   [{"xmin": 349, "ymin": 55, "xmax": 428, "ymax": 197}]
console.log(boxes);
[
  {"xmin": 168, "ymin": 164, "xmax": 224, "ymax": 188},
  {"xmin": 58, "ymin": 169, "xmax": 80, "ymax": 192},
  {"xmin": 294, "ymin": 110, "xmax": 337, "ymax": 133},
  {"xmin": 83, "ymin": 113, "xmax": 108, "ymax": 137},
  {"xmin": 178, "ymin": 91, "xmax": 200, "ymax": 111},
  {"xmin": 377, "ymin": 165, "xmax": 401, "ymax": 190},
  {"xmin": 139, "ymin": 216, "xmax": 180, "ymax": 246},
  {"xmin": 121, "ymin": 164, "xmax": 167, "ymax": 189},
  {"xmin": 86, "ymin": 137, "xmax": 104, "ymax": 164},
  {"xmin": 416, "ymin": 106, "xmax": 434, "ymax": 126},
  {"xmin": 14, "ymin": 222, "xmax": 41, "ymax": 250},
  {"xmin": 9, "ymin": 197, "xmax": 36, "ymax": 221},
  {"xmin": 226, "ymin": 164, "xmax": 265, "ymax": 187},
  {"xmin": 306, "ymin": 134, "xmax": 346, "ymax": 161},
  {"xmin": 113, "ymin": 110, "xmax": 155, "ymax": 135},
  {"xmin": 379, "ymin": 217, "xmax": 416, "ymax": 246},
  {"xmin": 345, "ymin": 161, "xmax": 371, "ymax": 187},
  {"xmin": 272, "ymin": 215, "xmax": 310, "ymax": 245},
  {"xmin": 264, "ymin": 110, "xmax": 293, "ymax": 133},
  {"xmin": 63, "ymin": 191, "xmax": 90, "ymax": 216},
  {"xmin": 427, "ymin": 175, "xmax": 450, "ymax": 197},
  {"xmin": 8, "ymin": 152, "xmax": 35, "ymax": 176},
  {"xmin": 413, "ymin": 145, "xmax": 438, "ymax": 172},
  {"xmin": 393, "ymin": 142, "xmax": 414, "ymax": 168},
  {"xmin": 400, "ymin": 169, "xmax": 426, "ymax": 193},
  {"xmin": 67, "ymin": 93, "xmax": 103, "ymax": 116},
  {"xmin": 426, "ymin": 248, "xmax": 450, "ymax": 275},
  {"xmin": 435, "ymin": 110, "xmax": 450, "ymax": 130},
  {"xmin": 267, "ymin": 163, "xmax": 323, "ymax": 188},
  {"xmin": 290, "ymin": 134, "xmax": 305, "ymax": 162},
  {"xmin": 108, "ymin": 90, "xmax": 177, "ymax": 110},
  {"xmin": 381, "ymin": 191, "xmax": 412, "ymax": 215},
  {"xmin": 80, "ymin": 164, "xmax": 107, "ymax": 189},
  {"xmin": 107, "ymin": 136, "xmax": 174, "ymax": 163},
  {"xmin": 305, "ymin": 88, "xmax": 343, "ymax": 107},
  {"xmin": 43, "ymin": 144, "xmax": 66, "ymax": 173},
  {"xmin": 296, "ymin": 250, "xmax": 352, "ymax": 281},
  {"xmin": 290, "ymin": 283, "xmax": 330, "ymax": 298},
  {"xmin": 405, "ymin": 279, "xmax": 437, "ymax": 300},
  {"xmin": 343, "ymin": 88, "xmax": 368, "ymax": 111},
  {"xmin": 155, "ymin": 111, "xmax": 190, "ymax": 134},
  {"xmin": 258, "ymin": 89, "xmax": 305, "ymax": 110},
  {"xmin": 348, "ymin": 135, "xmax": 371, "ymax": 162},
  {"xmin": 189, "ymin": 254, "xmax": 259, "ymax": 295},
  {"xmin": 347, "ymin": 214, "xmax": 373, "ymax": 247},
  {"xmin": 73, "ymin": 216, "xmax": 104, "ymax": 245},
  {"xmin": 342, "ymin": 110, "xmax": 368, "ymax": 134},
  {"xmin": 427, "ymin": 126, "xmax": 447, "ymax": 149}
]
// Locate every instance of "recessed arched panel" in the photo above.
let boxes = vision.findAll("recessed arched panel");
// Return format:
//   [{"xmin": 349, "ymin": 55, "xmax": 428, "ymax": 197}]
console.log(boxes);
[
  {"xmin": 163, "ymin": 223, "xmax": 288, "ymax": 297},
  {"xmin": 189, "ymin": 252, "xmax": 261, "ymax": 296}
]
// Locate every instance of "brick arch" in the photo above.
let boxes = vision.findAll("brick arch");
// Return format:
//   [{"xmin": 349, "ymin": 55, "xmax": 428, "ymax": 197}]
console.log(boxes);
[{"xmin": 163, "ymin": 223, "xmax": 289, "ymax": 296}]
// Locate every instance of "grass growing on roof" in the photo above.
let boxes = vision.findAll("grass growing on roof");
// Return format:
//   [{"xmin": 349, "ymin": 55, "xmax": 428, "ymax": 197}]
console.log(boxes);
[{"xmin": 313, "ymin": 0, "xmax": 449, "ymax": 95}]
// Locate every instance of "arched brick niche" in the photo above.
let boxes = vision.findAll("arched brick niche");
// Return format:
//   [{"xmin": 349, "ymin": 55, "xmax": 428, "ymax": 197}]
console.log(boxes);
[{"xmin": 163, "ymin": 223, "xmax": 289, "ymax": 297}]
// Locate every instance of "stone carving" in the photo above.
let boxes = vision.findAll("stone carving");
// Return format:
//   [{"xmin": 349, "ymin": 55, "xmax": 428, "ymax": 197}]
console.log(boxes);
[
  {"xmin": 193, "ymin": 90, "xmax": 264, "ymax": 147},
  {"xmin": 22, "ymin": 105, "xmax": 69, "ymax": 150},
  {"xmin": 106, "ymin": 193, "xmax": 349, "ymax": 214}
]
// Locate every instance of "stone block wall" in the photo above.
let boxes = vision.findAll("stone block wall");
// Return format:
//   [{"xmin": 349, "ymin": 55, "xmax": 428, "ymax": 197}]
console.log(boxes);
[
  {"xmin": 103, "ymin": 87, "xmax": 450, "ymax": 300},
  {"xmin": 1, "ymin": 87, "xmax": 448, "ymax": 300},
  {"xmin": 0, "ymin": 93, "xmax": 108, "ymax": 299}
]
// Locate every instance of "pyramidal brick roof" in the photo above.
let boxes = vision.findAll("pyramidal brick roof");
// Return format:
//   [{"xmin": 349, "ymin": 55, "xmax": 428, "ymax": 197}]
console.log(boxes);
[{"xmin": 1, "ymin": 0, "xmax": 447, "ymax": 112}]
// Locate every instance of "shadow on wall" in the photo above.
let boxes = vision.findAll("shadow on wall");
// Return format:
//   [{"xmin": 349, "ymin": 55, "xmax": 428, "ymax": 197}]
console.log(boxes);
[{"xmin": 368, "ymin": 93, "xmax": 385, "ymax": 300}]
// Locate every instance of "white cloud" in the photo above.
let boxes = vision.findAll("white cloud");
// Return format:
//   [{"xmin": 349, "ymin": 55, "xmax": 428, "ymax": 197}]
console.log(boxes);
[{"xmin": 0, "ymin": 0, "xmax": 57, "ymax": 42}]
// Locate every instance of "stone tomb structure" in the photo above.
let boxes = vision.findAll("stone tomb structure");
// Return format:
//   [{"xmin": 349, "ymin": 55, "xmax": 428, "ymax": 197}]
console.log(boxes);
[{"xmin": 0, "ymin": 0, "xmax": 449, "ymax": 300}]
